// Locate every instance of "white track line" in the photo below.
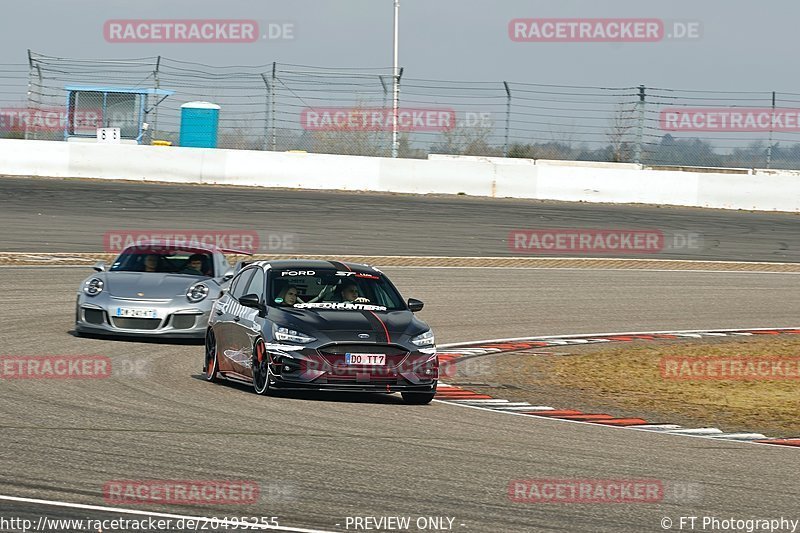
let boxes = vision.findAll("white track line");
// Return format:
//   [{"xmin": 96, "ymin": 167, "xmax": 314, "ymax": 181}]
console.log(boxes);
[
  {"xmin": 0, "ymin": 494, "xmax": 336, "ymax": 533},
  {"xmin": 491, "ymin": 406, "xmax": 555, "ymax": 411},
  {"xmin": 714, "ymin": 433, "xmax": 768, "ymax": 441},
  {"xmin": 432, "ymin": 399, "xmax": 796, "ymax": 449},
  {"xmin": 664, "ymin": 428, "xmax": 724, "ymax": 436},
  {"xmin": 447, "ymin": 399, "xmax": 510, "ymax": 403},
  {"xmin": 475, "ymin": 402, "xmax": 531, "ymax": 407}
]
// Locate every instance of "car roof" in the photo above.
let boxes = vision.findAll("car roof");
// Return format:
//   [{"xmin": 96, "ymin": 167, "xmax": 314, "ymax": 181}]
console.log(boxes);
[
  {"xmin": 250, "ymin": 259, "xmax": 380, "ymax": 273},
  {"xmin": 121, "ymin": 239, "xmax": 251, "ymax": 255}
]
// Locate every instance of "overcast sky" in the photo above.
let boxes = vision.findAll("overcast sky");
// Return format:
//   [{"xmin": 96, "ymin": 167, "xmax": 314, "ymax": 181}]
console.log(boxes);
[{"xmin": 0, "ymin": 0, "xmax": 794, "ymax": 91}]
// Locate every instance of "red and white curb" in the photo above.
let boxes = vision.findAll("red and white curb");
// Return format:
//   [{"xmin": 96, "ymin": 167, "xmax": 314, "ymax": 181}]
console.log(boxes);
[{"xmin": 434, "ymin": 327, "xmax": 800, "ymax": 448}]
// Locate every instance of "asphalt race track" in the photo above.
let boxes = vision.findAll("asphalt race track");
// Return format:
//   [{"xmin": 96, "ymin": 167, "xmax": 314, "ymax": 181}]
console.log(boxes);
[
  {"xmin": 1, "ymin": 177, "xmax": 799, "ymax": 532},
  {"xmin": 2, "ymin": 175, "xmax": 800, "ymax": 261}
]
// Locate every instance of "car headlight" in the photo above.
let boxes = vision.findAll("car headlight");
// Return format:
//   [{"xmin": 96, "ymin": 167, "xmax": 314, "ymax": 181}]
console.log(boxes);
[
  {"xmin": 187, "ymin": 283, "xmax": 209, "ymax": 303},
  {"xmin": 83, "ymin": 278, "xmax": 104, "ymax": 296},
  {"xmin": 273, "ymin": 324, "xmax": 316, "ymax": 344},
  {"xmin": 411, "ymin": 330, "xmax": 435, "ymax": 347}
]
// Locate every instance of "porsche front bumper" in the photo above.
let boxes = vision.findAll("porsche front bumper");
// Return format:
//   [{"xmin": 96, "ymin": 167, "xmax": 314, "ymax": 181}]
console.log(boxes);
[{"xmin": 75, "ymin": 299, "xmax": 209, "ymax": 339}]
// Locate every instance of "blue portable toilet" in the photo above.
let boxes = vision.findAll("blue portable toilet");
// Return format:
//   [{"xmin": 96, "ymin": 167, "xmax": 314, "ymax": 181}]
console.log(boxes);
[{"xmin": 179, "ymin": 101, "xmax": 220, "ymax": 148}]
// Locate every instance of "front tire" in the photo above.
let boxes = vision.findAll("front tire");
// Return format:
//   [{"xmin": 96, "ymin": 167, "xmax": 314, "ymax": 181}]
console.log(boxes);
[
  {"xmin": 252, "ymin": 338, "xmax": 274, "ymax": 396},
  {"xmin": 204, "ymin": 329, "xmax": 219, "ymax": 382},
  {"xmin": 401, "ymin": 391, "xmax": 436, "ymax": 405}
]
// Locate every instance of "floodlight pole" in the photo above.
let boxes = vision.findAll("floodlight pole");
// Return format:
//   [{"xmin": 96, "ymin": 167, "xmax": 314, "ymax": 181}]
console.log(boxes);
[{"xmin": 391, "ymin": 0, "xmax": 400, "ymax": 158}]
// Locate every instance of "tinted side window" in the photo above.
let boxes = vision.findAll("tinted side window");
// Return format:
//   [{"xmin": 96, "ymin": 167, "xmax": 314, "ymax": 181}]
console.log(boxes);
[
  {"xmin": 230, "ymin": 269, "xmax": 256, "ymax": 300},
  {"xmin": 372, "ymin": 284, "xmax": 394, "ymax": 308},
  {"xmin": 244, "ymin": 269, "xmax": 265, "ymax": 299}
]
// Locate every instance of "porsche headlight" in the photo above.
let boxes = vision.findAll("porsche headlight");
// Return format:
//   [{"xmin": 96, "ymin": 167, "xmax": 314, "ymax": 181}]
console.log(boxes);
[
  {"xmin": 273, "ymin": 324, "xmax": 316, "ymax": 344},
  {"xmin": 411, "ymin": 330, "xmax": 435, "ymax": 347},
  {"xmin": 83, "ymin": 278, "xmax": 104, "ymax": 296},
  {"xmin": 187, "ymin": 283, "xmax": 209, "ymax": 303}
]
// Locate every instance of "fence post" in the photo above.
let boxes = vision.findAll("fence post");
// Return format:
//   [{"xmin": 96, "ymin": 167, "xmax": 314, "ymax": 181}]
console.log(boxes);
[
  {"xmin": 634, "ymin": 85, "xmax": 645, "ymax": 165},
  {"xmin": 271, "ymin": 62, "xmax": 277, "ymax": 151},
  {"xmin": 379, "ymin": 75, "xmax": 390, "ymax": 155},
  {"xmin": 151, "ymin": 56, "xmax": 161, "ymax": 143},
  {"xmin": 260, "ymin": 73, "xmax": 270, "ymax": 151},
  {"xmin": 503, "ymin": 81, "xmax": 511, "ymax": 157},
  {"xmin": 391, "ymin": 67, "xmax": 403, "ymax": 158},
  {"xmin": 25, "ymin": 49, "xmax": 41, "ymax": 141},
  {"xmin": 766, "ymin": 91, "xmax": 775, "ymax": 169}
]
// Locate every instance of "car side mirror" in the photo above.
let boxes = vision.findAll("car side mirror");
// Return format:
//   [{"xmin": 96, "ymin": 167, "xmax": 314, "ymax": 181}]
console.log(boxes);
[
  {"xmin": 93, "ymin": 261, "xmax": 106, "ymax": 272},
  {"xmin": 222, "ymin": 268, "xmax": 235, "ymax": 282},
  {"xmin": 407, "ymin": 298, "xmax": 424, "ymax": 312},
  {"xmin": 239, "ymin": 293, "xmax": 265, "ymax": 312}
]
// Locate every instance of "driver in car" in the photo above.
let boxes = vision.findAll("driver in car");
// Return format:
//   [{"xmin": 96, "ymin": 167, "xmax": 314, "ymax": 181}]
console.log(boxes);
[
  {"xmin": 335, "ymin": 282, "xmax": 371, "ymax": 303},
  {"xmin": 276, "ymin": 285, "xmax": 303, "ymax": 306},
  {"xmin": 308, "ymin": 279, "xmax": 370, "ymax": 304},
  {"xmin": 181, "ymin": 254, "xmax": 206, "ymax": 276},
  {"xmin": 143, "ymin": 254, "xmax": 161, "ymax": 272}
]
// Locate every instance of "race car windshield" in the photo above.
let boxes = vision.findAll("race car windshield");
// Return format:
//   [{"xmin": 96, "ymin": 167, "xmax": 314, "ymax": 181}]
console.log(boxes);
[
  {"xmin": 110, "ymin": 248, "xmax": 214, "ymax": 277},
  {"xmin": 269, "ymin": 269, "xmax": 404, "ymax": 311}
]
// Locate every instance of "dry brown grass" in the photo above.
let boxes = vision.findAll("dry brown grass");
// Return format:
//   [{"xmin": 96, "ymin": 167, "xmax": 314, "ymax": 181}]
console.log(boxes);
[{"xmin": 453, "ymin": 335, "xmax": 800, "ymax": 437}]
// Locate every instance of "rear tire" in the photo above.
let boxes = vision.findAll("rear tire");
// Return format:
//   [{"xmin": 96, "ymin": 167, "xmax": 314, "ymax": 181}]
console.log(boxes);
[
  {"xmin": 204, "ymin": 329, "xmax": 219, "ymax": 382},
  {"xmin": 401, "ymin": 391, "xmax": 436, "ymax": 405},
  {"xmin": 252, "ymin": 338, "xmax": 274, "ymax": 396}
]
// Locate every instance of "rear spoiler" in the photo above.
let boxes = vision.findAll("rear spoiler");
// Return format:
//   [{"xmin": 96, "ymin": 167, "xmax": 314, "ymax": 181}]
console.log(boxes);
[{"xmin": 221, "ymin": 248, "xmax": 254, "ymax": 256}]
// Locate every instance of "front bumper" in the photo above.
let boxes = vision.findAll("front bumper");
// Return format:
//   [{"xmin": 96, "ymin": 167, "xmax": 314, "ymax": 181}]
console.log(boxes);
[
  {"xmin": 75, "ymin": 301, "xmax": 209, "ymax": 339},
  {"xmin": 262, "ymin": 342, "xmax": 439, "ymax": 392},
  {"xmin": 269, "ymin": 380, "xmax": 437, "ymax": 393}
]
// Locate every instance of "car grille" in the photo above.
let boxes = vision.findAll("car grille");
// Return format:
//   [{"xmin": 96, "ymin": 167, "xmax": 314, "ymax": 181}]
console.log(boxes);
[
  {"xmin": 111, "ymin": 317, "xmax": 161, "ymax": 330},
  {"xmin": 319, "ymin": 344, "xmax": 407, "ymax": 356},
  {"xmin": 171, "ymin": 315, "xmax": 196, "ymax": 330},
  {"xmin": 316, "ymin": 344, "xmax": 410, "ymax": 375},
  {"xmin": 83, "ymin": 308, "xmax": 106, "ymax": 325}
]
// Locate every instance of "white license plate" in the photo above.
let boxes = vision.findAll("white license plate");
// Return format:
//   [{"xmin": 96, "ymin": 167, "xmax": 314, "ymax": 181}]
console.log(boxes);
[
  {"xmin": 115, "ymin": 307, "xmax": 158, "ymax": 319},
  {"xmin": 345, "ymin": 353, "xmax": 386, "ymax": 366}
]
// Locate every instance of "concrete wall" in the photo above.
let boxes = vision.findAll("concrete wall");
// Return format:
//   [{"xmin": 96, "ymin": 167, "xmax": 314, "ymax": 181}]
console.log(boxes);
[{"xmin": 1, "ymin": 138, "xmax": 799, "ymax": 212}]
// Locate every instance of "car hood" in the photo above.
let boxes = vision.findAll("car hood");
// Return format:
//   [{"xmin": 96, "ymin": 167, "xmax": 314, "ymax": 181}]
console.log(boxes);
[
  {"xmin": 269, "ymin": 308, "xmax": 429, "ymax": 342},
  {"xmin": 104, "ymin": 272, "xmax": 207, "ymax": 299}
]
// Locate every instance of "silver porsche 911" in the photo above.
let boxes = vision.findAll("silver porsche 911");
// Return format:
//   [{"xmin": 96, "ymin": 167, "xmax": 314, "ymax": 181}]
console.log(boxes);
[{"xmin": 75, "ymin": 240, "xmax": 248, "ymax": 339}]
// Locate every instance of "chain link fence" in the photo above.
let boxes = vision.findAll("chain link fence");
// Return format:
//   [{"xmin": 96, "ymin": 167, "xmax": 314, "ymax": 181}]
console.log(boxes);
[{"xmin": 1, "ymin": 51, "xmax": 800, "ymax": 169}]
